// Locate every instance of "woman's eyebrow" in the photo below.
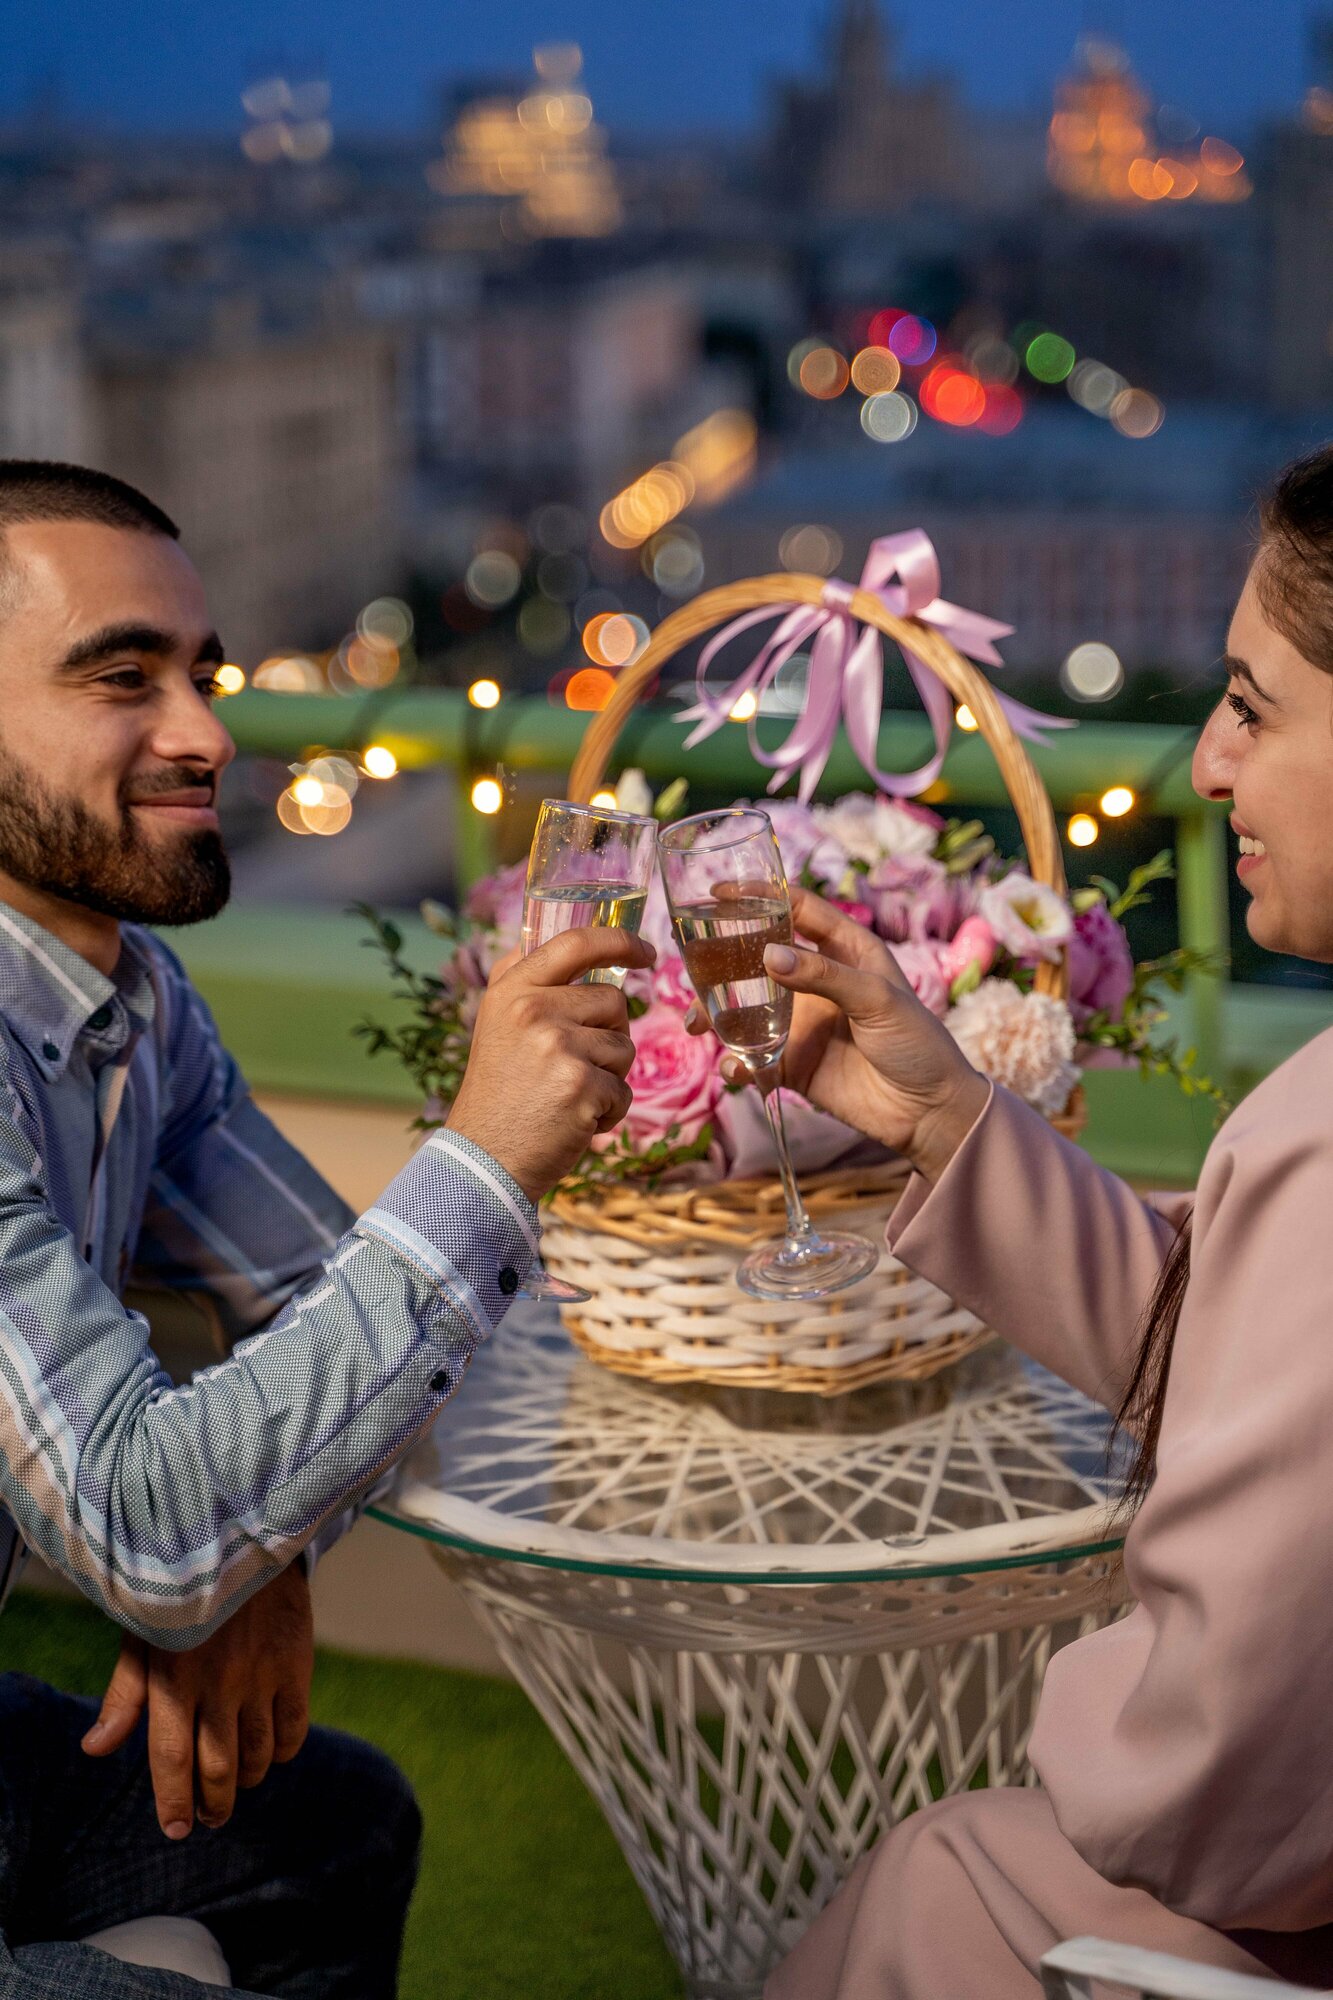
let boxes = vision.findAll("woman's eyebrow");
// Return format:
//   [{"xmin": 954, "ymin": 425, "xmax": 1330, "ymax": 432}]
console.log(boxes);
[{"xmin": 1222, "ymin": 651, "xmax": 1280, "ymax": 706}]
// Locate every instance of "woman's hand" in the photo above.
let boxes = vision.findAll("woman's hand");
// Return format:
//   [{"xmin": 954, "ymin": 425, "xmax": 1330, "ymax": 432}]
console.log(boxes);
[{"xmin": 690, "ymin": 887, "xmax": 988, "ymax": 1185}]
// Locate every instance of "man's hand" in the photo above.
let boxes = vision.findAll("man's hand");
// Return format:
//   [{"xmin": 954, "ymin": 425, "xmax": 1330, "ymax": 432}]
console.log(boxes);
[
  {"xmin": 82, "ymin": 1561, "xmax": 314, "ymax": 1841},
  {"xmin": 447, "ymin": 925, "xmax": 654, "ymax": 1202}
]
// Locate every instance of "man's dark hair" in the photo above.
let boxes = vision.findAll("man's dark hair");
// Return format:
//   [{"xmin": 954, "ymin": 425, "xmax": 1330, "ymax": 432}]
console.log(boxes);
[{"xmin": 0, "ymin": 460, "xmax": 179, "ymax": 540}]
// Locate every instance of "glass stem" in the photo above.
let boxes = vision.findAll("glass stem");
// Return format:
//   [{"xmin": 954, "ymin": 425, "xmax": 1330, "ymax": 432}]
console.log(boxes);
[{"xmin": 759, "ymin": 1080, "xmax": 814, "ymax": 1247}]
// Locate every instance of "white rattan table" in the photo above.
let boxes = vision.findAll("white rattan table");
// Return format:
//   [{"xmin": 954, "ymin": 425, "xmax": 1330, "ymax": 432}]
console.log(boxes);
[{"xmin": 373, "ymin": 1303, "xmax": 1130, "ymax": 2000}]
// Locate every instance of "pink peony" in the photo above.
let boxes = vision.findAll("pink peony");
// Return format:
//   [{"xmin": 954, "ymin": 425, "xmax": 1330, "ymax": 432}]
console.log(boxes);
[
  {"xmin": 866, "ymin": 853, "xmax": 948, "ymax": 942},
  {"xmin": 1067, "ymin": 900, "xmax": 1135, "ymax": 1028},
  {"xmin": 830, "ymin": 898, "xmax": 876, "ymax": 928},
  {"xmin": 938, "ymin": 914, "xmax": 997, "ymax": 987},
  {"xmin": 464, "ymin": 860, "xmax": 527, "ymax": 933},
  {"xmin": 888, "ymin": 939, "xmax": 952, "ymax": 1017},
  {"xmin": 745, "ymin": 798, "xmax": 849, "ymax": 893},
  {"xmin": 619, "ymin": 1003, "xmax": 724, "ymax": 1150}
]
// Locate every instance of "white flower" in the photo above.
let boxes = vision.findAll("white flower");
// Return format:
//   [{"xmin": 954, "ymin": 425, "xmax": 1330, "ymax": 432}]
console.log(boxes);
[
  {"xmin": 614, "ymin": 768, "xmax": 654, "ymax": 818},
  {"xmin": 978, "ymin": 871, "xmax": 1073, "ymax": 964},
  {"xmin": 945, "ymin": 979, "xmax": 1079, "ymax": 1118},
  {"xmin": 813, "ymin": 793, "xmax": 937, "ymax": 866}
]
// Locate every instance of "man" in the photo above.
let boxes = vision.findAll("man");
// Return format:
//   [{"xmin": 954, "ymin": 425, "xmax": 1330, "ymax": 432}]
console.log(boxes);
[{"xmin": 0, "ymin": 460, "xmax": 648, "ymax": 1995}]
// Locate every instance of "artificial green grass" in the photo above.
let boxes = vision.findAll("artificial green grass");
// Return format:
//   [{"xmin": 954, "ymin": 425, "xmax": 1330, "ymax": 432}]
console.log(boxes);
[{"xmin": 2, "ymin": 1588, "xmax": 683, "ymax": 2000}]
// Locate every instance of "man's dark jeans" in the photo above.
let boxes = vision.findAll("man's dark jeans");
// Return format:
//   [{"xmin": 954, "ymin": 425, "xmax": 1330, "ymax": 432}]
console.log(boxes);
[{"xmin": 0, "ymin": 1672, "xmax": 421, "ymax": 1997}]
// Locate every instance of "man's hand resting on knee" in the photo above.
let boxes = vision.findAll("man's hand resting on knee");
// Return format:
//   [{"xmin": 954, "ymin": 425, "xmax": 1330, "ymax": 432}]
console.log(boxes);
[{"xmin": 81, "ymin": 1561, "xmax": 315, "ymax": 1841}]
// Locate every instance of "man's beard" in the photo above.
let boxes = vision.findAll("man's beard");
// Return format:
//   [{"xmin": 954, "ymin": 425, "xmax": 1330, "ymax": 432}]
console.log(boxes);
[{"xmin": 0, "ymin": 746, "xmax": 230, "ymax": 927}]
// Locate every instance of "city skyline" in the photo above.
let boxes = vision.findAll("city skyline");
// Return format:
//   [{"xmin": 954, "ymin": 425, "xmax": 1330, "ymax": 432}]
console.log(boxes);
[{"xmin": 2, "ymin": 0, "xmax": 1314, "ymax": 143}]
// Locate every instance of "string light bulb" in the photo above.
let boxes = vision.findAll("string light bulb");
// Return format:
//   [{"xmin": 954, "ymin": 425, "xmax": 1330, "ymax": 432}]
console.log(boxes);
[
  {"xmin": 214, "ymin": 664, "xmax": 246, "ymax": 695},
  {"xmin": 361, "ymin": 745, "xmax": 398, "ymax": 779},
  {"xmin": 467, "ymin": 678, "xmax": 501, "ymax": 709},
  {"xmin": 1068, "ymin": 813, "xmax": 1099, "ymax": 847},
  {"xmin": 729, "ymin": 690, "xmax": 758, "ymax": 722},
  {"xmin": 292, "ymin": 775, "xmax": 324, "ymax": 808},
  {"xmin": 589, "ymin": 789, "xmax": 618, "ymax": 809},
  {"xmin": 471, "ymin": 776, "xmax": 503, "ymax": 815},
  {"xmin": 955, "ymin": 704, "xmax": 979, "ymax": 731},
  {"xmin": 1100, "ymin": 785, "xmax": 1134, "ymax": 817}
]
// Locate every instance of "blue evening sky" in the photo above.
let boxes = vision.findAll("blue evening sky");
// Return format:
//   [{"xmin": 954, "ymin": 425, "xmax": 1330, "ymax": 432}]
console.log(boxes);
[{"xmin": 3, "ymin": 1, "xmax": 1306, "ymax": 142}]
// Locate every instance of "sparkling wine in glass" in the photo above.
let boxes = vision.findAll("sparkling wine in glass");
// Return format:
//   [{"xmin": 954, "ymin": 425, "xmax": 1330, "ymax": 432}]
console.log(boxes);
[
  {"xmin": 658, "ymin": 807, "xmax": 878, "ymax": 1302},
  {"xmin": 518, "ymin": 798, "xmax": 656, "ymax": 1304}
]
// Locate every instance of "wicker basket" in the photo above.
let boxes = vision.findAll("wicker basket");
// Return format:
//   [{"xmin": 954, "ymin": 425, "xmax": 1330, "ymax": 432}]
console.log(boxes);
[{"xmin": 542, "ymin": 572, "xmax": 1078, "ymax": 1395}]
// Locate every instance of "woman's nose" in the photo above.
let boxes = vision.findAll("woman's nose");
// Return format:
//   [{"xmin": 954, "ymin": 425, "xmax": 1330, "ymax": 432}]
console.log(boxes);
[{"xmin": 1190, "ymin": 704, "xmax": 1237, "ymax": 803}]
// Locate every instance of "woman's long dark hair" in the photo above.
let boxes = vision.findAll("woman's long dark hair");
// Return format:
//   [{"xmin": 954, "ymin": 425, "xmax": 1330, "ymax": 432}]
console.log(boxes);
[{"xmin": 1112, "ymin": 446, "xmax": 1333, "ymax": 1501}]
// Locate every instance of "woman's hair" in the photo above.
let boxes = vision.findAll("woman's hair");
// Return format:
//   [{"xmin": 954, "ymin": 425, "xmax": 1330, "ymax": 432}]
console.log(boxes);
[{"xmin": 1113, "ymin": 443, "xmax": 1333, "ymax": 1500}]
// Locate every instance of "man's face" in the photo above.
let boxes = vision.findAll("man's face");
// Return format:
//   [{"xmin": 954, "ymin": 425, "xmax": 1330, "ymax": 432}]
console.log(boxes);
[{"xmin": 0, "ymin": 520, "xmax": 237, "ymax": 926}]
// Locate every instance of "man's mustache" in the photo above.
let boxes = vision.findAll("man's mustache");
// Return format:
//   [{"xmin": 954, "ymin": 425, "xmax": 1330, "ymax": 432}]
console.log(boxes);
[{"xmin": 121, "ymin": 769, "xmax": 218, "ymax": 807}]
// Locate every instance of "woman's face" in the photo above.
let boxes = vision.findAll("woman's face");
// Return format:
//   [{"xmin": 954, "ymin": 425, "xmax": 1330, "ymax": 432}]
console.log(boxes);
[{"xmin": 1193, "ymin": 564, "xmax": 1333, "ymax": 962}]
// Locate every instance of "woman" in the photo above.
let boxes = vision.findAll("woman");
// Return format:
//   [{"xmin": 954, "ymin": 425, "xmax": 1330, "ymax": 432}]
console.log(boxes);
[{"xmin": 754, "ymin": 449, "xmax": 1333, "ymax": 1995}]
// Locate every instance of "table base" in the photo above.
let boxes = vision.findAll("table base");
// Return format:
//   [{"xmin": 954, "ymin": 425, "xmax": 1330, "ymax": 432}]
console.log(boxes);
[{"xmin": 433, "ymin": 1549, "xmax": 1130, "ymax": 2000}]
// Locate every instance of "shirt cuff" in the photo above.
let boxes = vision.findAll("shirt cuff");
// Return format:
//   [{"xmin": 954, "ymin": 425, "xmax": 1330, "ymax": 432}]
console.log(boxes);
[{"xmin": 353, "ymin": 1127, "xmax": 538, "ymax": 1339}]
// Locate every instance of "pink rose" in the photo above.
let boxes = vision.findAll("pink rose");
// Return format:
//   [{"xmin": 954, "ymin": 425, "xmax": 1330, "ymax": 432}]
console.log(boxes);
[
  {"xmin": 888, "ymin": 940, "xmax": 951, "ymax": 1016},
  {"xmin": 938, "ymin": 915, "xmax": 997, "ymax": 986},
  {"xmin": 1067, "ymin": 901, "xmax": 1135, "ymax": 1028},
  {"xmin": 618, "ymin": 1003, "xmax": 724, "ymax": 1149}
]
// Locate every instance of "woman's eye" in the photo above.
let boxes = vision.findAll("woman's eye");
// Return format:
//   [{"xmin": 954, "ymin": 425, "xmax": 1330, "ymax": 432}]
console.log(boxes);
[{"xmin": 1225, "ymin": 688, "xmax": 1260, "ymax": 731}]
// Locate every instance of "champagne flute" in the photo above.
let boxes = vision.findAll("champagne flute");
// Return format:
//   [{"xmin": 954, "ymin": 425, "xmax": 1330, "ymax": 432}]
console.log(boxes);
[
  {"xmin": 518, "ymin": 797, "xmax": 656, "ymax": 1304},
  {"xmin": 658, "ymin": 807, "xmax": 879, "ymax": 1302}
]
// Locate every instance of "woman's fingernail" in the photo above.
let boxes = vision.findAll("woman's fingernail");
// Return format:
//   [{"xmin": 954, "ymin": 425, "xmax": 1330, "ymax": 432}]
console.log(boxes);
[
  {"xmin": 82, "ymin": 1722, "xmax": 107, "ymax": 1746},
  {"xmin": 164, "ymin": 1820, "xmax": 192, "ymax": 1842},
  {"xmin": 765, "ymin": 944, "xmax": 797, "ymax": 974}
]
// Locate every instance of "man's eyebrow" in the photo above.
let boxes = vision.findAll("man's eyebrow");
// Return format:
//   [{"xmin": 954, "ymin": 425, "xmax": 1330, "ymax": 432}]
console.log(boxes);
[
  {"xmin": 56, "ymin": 623, "xmax": 225, "ymax": 673},
  {"xmin": 1222, "ymin": 651, "xmax": 1280, "ymax": 706}
]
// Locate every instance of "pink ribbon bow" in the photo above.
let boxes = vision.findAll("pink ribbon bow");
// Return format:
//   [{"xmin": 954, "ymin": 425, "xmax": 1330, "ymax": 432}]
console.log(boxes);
[{"xmin": 677, "ymin": 529, "xmax": 1074, "ymax": 805}]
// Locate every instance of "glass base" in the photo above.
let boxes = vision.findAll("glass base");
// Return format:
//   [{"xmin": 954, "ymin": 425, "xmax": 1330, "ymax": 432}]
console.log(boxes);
[
  {"xmin": 520, "ymin": 1259, "xmax": 592, "ymax": 1306},
  {"xmin": 736, "ymin": 1230, "xmax": 878, "ymax": 1303}
]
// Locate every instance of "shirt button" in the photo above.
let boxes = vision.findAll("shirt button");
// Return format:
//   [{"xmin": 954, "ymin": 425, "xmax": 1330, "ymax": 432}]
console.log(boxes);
[
  {"xmin": 498, "ymin": 1267, "xmax": 519, "ymax": 1296},
  {"xmin": 88, "ymin": 1005, "xmax": 113, "ymax": 1032},
  {"xmin": 41, "ymin": 1041, "xmax": 60, "ymax": 1062},
  {"xmin": 429, "ymin": 1369, "xmax": 450, "ymax": 1394}
]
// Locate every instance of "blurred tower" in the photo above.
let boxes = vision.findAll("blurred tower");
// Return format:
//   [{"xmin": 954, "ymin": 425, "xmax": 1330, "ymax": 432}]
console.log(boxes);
[
  {"xmin": 1266, "ymin": 13, "xmax": 1333, "ymax": 405},
  {"xmin": 1047, "ymin": 35, "xmax": 1250, "ymax": 204}
]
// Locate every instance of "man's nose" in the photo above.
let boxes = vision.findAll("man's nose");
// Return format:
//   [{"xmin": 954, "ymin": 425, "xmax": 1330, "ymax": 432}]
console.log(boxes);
[{"xmin": 151, "ymin": 676, "xmax": 237, "ymax": 775}]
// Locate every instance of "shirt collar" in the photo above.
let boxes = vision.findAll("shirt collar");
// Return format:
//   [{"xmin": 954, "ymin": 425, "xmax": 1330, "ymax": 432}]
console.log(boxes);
[{"xmin": 0, "ymin": 903, "xmax": 156, "ymax": 1081}]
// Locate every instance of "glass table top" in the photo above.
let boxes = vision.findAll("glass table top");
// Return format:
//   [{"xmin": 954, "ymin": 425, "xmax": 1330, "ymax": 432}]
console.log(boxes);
[{"xmin": 373, "ymin": 1302, "xmax": 1128, "ymax": 1584}]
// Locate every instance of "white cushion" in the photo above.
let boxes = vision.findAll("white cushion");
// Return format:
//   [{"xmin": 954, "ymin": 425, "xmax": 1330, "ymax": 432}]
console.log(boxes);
[{"xmin": 81, "ymin": 1915, "xmax": 231, "ymax": 1984}]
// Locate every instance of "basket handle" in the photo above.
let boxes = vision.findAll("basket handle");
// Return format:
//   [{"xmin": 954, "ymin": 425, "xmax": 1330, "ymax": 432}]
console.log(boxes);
[{"xmin": 569, "ymin": 575, "xmax": 1070, "ymax": 1001}]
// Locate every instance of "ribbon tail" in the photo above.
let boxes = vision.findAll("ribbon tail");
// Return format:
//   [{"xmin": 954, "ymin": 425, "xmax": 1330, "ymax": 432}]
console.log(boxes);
[{"xmin": 749, "ymin": 617, "xmax": 849, "ymax": 804}]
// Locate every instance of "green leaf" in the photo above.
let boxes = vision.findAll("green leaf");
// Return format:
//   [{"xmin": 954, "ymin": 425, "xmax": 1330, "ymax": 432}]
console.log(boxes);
[
  {"xmin": 948, "ymin": 959, "xmax": 983, "ymax": 1004},
  {"xmin": 653, "ymin": 776, "xmax": 689, "ymax": 823}
]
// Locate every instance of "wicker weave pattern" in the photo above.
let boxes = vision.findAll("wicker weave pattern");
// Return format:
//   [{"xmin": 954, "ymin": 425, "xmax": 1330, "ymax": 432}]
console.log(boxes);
[{"xmin": 552, "ymin": 575, "xmax": 1080, "ymax": 1393}]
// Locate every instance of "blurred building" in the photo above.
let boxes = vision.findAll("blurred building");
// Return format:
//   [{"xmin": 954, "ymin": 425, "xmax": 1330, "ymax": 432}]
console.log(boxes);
[
  {"xmin": 698, "ymin": 407, "xmax": 1333, "ymax": 672},
  {"xmin": 1263, "ymin": 33, "xmax": 1333, "ymax": 409},
  {"xmin": 89, "ymin": 283, "xmax": 402, "ymax": 663},
  {"xmin": 766, "ymin": 0, "xmax": 964, "ymax": 215},
  {"xmin": 0, "ymin": 248, "xmax": 91, "ymax": 460}
]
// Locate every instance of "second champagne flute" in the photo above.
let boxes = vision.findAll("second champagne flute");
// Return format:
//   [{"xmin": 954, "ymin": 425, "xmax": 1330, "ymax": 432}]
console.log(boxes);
[
  {"xmin": 518, "ymin": 797, "xmax": 656, "ymax": 1304},
  {"xmin": 657, "ymin": 807, "xmax": 878, "ymax": 1302}
]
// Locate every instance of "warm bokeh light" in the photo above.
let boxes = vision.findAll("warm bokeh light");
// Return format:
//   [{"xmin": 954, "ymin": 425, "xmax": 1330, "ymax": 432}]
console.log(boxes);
[
  {"xmin": 471, "ymin": 777, "xmax": 504, "ymax": 815},
  {"xmin": 1068, "ymin": 813, "xmax": 1100, "ymax": 847},
  {"xmin": 921, "ymin": 364, "xmax": 985, "ymax": 427},
  {"xmin": 779, "ymin": 523, "xmax": 843, "ymax": 573},
  {"xmin": 565, "ymin": 666, "xmax": 616, "ymax": 711},
  {"xmin": 798, "ymin": 346, "xmax": 850, "ymax": 399},
  {"xmin": 1100, "ymin": 786, "xmax": 1135, "ymax": 817},
  {"xmin": 467, "ymin": 678, "xmax": 501, "ymax": 709},
  {"xmin": 214, "ymin": 664, "xmax": 246, "ymax": 695},
  {"xmin": 1068, "ymin": 358, "xmax": 1125, "ymax": 416},
  {"xmin": 362, "ymin": 745, "xmax": 398, "ymax": 779},
  {"xmin": 955, "ymin": 704, "xmax": 979, "ymax": 732},
  {"xmin": 253, "ymin": 654, "xmax": 324, "ymax": 694},
  {"xmin": 729, "ymin": 690, "xmax": 759, "ymax": 722},
  {"xmin": 292, "ymin": 775, "xmax": 325, "ymax": 808},
  {"xmin": 589, "ymin": 790, "xmax": 618, "ymax": 809},
  {"xmin": 1109, "ymin": 387, "xmax": 1164, "ymax": 439},
  {"xmin": 595, "ymin": 614, "xmax": 648, "ymax": 666},
  {"xmin": 598, "ymin": 410, "xmax": 755, "ymax": 549},
  {"xmin": 850, "ymin": 345, "xmax": 901, "ymax": 395}
]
